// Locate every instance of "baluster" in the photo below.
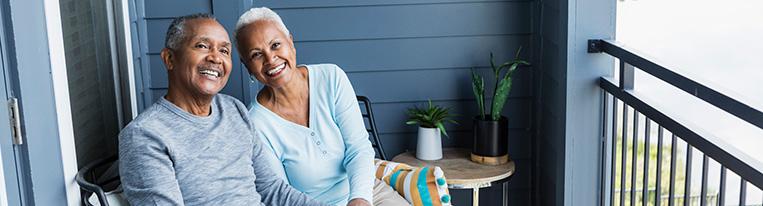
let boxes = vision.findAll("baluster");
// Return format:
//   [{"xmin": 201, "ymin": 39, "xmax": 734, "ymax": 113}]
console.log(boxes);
[
  {"xmin": 700, "ymin": 155, "xmax": 708, "ymax": 206},
  {"xmin": 643, "ymin": 119, "xmax": 651, "ymax": 206},
  {"xmin": 718, "ymin": 167, "xmax": 726, "ymax": 206},
  {"xmin": 739, "ymin": 180, "xmax": 746, "ymax": 206},
  {"xmin": 631, "ymin": 112, "xmax": 639, "ymax": 206},
  {"xmin": 655, "ymin": 126, "xmax": 664, "ymax": 206},
  {"xmin": 600, "ymin": 92, "xmax": 612, "ymax": 206},
  {"xmin": 684, "ymin": 146, "xmax": 693, "ymax": 206},
  {"xmin": 669, "ymin": 134, "xmax": 677, "ymax": 206},
  {"xmin": 621, "ymin": 105, "xmax": 629, "ymax": 206},
  {"xmin": 610, "ymin": 98, "xmax": 619, "ymax": 206}
]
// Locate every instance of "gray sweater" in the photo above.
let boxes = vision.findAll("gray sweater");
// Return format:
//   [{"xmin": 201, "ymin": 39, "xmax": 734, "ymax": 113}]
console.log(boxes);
[{"xmin": 119, "ymin": 94, "xmax": 326, "ymax": 206}]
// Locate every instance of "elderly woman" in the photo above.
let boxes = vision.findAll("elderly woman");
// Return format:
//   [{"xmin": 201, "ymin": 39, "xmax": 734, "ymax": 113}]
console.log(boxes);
[
  {"xmin": 234, "ymin": 7, "xmax": 408, "ymax": 206},
  {"xmin": 118, "ymin": 13, "xmax": 326, "ymax": 206}
]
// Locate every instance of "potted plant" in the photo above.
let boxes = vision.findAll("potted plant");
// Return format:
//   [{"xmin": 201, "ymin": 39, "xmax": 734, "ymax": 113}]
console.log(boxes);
[
  {"xmin": 470, "ymin": 48, "xmax": 529, "ymax": 165},
  {"xmin": 406, "ymin": 100, "xmax": 458, "ymax": 160}
]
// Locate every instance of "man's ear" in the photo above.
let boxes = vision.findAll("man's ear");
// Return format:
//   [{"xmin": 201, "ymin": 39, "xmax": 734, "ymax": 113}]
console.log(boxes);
[{"xmin": 160, "ymin": 48, "xmax": 174, "ymax": 71}]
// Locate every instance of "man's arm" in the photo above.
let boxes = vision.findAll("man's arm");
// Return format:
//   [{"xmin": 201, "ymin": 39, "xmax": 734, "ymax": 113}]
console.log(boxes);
[
  {"xmin": 119, "ymin": 127, "xmax": 185, "ymax": 206},
  {"xmin": 251, "ymin": 132, "xmax": 328, "ymax": 206}
]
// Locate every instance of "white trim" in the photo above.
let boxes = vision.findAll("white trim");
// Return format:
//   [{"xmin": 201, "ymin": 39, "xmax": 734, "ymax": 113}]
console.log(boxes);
[
  {"xmin": 42, "ymin": 0, "xmax": 80, "ymax": 205},
  {"xmin": 119, "ymin": 0, "xmax": 139, "ymax": 119},
  {"xmin": 105, "ymin": 0, "xmax": 125, "ymax": 127}
]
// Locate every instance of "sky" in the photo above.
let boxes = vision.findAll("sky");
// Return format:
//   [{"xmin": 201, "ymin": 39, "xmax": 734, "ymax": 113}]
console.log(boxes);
[{"xmin": 617, "ymin": 0, "xmax": 763, "ymax": 203}]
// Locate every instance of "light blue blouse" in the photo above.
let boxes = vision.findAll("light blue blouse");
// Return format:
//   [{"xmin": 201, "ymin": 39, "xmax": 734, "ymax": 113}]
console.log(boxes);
[{"xmin": 248, "ymin": 64, "xmax": 375, "ymax": 206}]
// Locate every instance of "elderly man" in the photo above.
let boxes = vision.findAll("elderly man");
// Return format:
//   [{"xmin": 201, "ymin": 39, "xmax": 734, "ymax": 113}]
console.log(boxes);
[{"xmin": 118, "ymin": 13, "xmax": 326, "ymax": 206}]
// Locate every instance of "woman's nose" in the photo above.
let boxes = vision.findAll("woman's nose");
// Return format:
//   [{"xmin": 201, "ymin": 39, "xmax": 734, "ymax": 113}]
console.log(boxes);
[{"xmin": 264, "ymin": 52, "xmax": 278, "ymax": 65}]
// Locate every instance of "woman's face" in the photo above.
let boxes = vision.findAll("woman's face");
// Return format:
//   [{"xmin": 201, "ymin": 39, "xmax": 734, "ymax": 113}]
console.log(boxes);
[{"xmin": 236, "ymin": 20, "xmax": 298, "ymax": 89}]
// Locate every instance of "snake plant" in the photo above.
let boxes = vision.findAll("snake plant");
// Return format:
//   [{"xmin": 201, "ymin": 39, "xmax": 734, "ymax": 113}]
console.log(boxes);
[{"xmin": 471, "ymin": 48, "xmax": 530, "ymax": 121}]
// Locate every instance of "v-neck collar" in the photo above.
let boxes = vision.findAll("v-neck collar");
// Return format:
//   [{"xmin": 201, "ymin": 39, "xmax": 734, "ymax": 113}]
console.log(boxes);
[{"xmin": 253, "ymin": 65, "xmax": 315, "ymax": 131}]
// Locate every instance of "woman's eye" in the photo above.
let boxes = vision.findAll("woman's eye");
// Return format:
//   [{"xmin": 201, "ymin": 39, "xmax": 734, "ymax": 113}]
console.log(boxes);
[{"xmin": 251, "ymin": 52, "xmax": 263, "ymax": 59}]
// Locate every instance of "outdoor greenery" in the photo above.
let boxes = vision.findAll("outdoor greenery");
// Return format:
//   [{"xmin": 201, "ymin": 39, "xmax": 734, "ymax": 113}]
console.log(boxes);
[
  {"xmin": 471, "ymin": 48, "xmax": 530, "ymax": 121},
  {"xmin": 405, "ymin": 100, "xmax": 458, "ymax": 137},
  {"xmin": 612, "ymin": 125, "xmax": 720, "ymax": 206}
]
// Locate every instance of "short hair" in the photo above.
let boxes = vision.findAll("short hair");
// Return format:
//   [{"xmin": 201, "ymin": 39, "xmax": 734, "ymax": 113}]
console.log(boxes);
[
  {"xmin": 234, "ymin": 7, "xmax": 290, "ymax": 40},
  {"xmin": 165, "ymin": 13, "xmax": 216, "ymax": 50}
]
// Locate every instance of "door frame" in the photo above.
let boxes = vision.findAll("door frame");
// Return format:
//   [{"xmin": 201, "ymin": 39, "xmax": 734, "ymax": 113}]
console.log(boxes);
[
  {"xmin": 0, "ymin": 0, "xmax": 21, "ymax": 204},
  {"xmin": 3, "ymin": 0, "xmax": 81, "ymax": 204}
]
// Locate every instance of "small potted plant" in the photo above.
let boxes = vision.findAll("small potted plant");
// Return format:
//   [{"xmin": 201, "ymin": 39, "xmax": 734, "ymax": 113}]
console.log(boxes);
[
  {"xmin": 470, "ymin": 48, "xmax": 529, "ymax": 165},
  {"xmin": 406, "ymin": 100, "xmax": 458, "ymax": 160}
]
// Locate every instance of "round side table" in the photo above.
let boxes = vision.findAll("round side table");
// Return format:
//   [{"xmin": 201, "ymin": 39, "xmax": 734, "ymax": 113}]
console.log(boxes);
[{"xmin": 392, "ymin": 148, "xmax": 515, "ymax": 206}]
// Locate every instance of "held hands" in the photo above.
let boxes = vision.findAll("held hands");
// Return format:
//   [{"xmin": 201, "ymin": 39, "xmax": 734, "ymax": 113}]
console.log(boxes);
[{"xmin": 347, "ymin": 198, "xmax": 371, "ymax": 206}]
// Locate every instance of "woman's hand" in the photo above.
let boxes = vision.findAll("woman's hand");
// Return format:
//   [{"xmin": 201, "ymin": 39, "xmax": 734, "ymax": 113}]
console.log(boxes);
[{"xmin": 347, "ymin": 198, "xmax": 371, "ymax": 206}]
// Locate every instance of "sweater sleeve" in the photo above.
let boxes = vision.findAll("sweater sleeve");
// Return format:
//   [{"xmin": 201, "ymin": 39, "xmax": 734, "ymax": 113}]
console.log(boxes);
[
  {"xmin": 331, "ymin": 65, "xmax": 375, "ymax": 203},
  {"xmin": 251, "ymin": 131, "xmax": 329, "ymax": 206},
  {"xmin": 119, "ymin": 126, "xmax": 185, "ymax": 206}
]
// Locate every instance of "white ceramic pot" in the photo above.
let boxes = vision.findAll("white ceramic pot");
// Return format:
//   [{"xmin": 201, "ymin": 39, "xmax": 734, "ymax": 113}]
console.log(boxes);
[{"xmin": 416, "ymin": 127, "xmax": 443, "ymax": 160}]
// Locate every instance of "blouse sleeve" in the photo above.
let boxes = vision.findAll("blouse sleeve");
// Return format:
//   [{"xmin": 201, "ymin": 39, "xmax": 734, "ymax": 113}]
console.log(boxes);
[{"xmin": 331, "ymin": 65, "xmax": 375, "ymax": 203}]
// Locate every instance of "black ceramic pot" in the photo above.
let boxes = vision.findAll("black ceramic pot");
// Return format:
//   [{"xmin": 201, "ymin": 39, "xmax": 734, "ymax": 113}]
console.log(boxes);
[{"xmin": 472, "ymin": 115, "xmax": 508, "ymax": 157}]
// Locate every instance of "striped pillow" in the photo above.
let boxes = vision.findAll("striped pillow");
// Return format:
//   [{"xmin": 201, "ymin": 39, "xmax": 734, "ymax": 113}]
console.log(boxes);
[{"xmin": 374, "ymin": 159, "xmax": 451, "ymax": 206}]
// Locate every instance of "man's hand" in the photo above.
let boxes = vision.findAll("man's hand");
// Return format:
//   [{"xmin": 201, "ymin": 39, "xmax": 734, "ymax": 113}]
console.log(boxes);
[{"xmin": 347, "ymin": 198, "xmax": 371, "ymax": 206}]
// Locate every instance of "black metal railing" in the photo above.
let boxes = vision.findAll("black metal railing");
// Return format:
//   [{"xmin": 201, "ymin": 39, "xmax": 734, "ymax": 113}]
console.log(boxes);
[{"xmin": 589, "ymin": 39, "xmax": 763, "ymax": 206}]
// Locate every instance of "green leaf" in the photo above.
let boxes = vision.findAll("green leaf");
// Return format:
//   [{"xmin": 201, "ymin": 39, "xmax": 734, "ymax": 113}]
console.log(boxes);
[
  {"xmin": 514, "ymin": 46, "xmax": 523, "ymax": 59},
  {"xmin": 471, "ymin": 69, "xmax": 485, "ymax": 119},
  {"xmin": 491, "ymin": 77, "xmax": 512, "ymax": 121},
  {"xmin": 490, "ymin": 52, "xmax": 498, "ymax": 75},
  {"xmin": 405, "ymin": 120, "xmax": 419, "ymax": 125},
  {"xmin": 436, "ymin": 122, "xmax": 449, "ymax": 138}
]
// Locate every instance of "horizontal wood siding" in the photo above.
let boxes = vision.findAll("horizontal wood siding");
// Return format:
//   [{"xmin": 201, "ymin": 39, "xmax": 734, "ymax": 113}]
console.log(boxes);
[{"xmin": 256, "ymin": 1, "xmax": 534, "ymax": 205}]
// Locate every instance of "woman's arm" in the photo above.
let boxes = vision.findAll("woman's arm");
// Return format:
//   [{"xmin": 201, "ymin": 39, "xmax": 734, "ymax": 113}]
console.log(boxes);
[
  {"xmin": 331, "ymin": 65, "xmax": 375, "ymax": 204},
  {"xmin": 251, "ymin": 131, "xmax": 328, "ymax": 206},
  {"xmin": 119, "ymin": 127, "xmax": 185, "ymax": 206}
]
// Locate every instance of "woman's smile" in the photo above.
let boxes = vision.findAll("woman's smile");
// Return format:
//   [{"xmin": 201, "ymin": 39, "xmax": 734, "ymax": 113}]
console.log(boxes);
[{"xmin": 267, "ymin": 62, "xmax": 287, "ymax": 77}]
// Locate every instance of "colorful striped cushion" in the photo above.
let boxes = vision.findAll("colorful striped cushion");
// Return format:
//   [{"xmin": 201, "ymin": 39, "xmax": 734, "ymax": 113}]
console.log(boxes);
[{"xmin": 374, "ymin": 159, "xmax": 451, "ymax": 206}]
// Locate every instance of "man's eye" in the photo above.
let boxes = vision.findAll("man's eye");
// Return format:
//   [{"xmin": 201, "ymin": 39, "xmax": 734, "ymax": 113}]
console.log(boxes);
[
  {"xmin": 220, "ymin": 49, "xmax": 230, "ymax": 55},
  {"xmin": 271, "ymin": 42, "xmax": 280, "ymax": 50},
  {"xmin": 195, "ymin": 44, "xmax": 208, "ymax": 49}
]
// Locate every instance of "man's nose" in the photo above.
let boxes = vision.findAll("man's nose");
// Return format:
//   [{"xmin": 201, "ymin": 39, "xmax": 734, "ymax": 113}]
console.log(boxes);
[{"xmin": 206, "ymin": 51, "xmax": 223, "ymax": 64}]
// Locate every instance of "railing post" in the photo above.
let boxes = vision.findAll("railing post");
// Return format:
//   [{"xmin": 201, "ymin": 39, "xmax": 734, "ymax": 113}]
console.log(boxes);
[{"xmin": 620, "ymin": 61, "xmax": 635, "ymax": 90}]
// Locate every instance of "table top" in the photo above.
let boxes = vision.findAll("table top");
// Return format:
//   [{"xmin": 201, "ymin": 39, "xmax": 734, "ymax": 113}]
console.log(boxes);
[{"xmin": 391, "ymin": 148, "xmax": 515, "ymax": 188}]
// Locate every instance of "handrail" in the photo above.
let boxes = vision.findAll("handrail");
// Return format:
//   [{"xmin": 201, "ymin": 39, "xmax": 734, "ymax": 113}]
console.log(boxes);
[
  {"xmin": 588, "ymin": 39, "xmax": 763, "ymax": 130},
  {"xmin": 600, "ymin": 77, "xmax": 763, "ymax": 189}
]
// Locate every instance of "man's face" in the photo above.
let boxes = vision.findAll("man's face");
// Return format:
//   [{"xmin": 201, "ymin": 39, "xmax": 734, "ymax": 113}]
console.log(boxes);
[
  {"xmin": 162, "ymin": 18, "xmax": 232, "ymax": 97},
  {"xmin": 236, "ymin": 20, "xmax": 297, "ymax": 89}
]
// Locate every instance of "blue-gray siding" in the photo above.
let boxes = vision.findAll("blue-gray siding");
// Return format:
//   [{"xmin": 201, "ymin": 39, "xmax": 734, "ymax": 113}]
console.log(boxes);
[{"xmin": 130, "ymin": 1, "xmax": 534, "ymax": 205}]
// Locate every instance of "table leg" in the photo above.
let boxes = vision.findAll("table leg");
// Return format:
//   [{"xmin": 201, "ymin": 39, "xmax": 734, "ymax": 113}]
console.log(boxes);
[
  {"xmin": 503, "ymin": 182, "xmax": 508, "ymax": 206},
  {"xmin": 473, "ymin": 188, "xmax": 479, "ymax": 206}
]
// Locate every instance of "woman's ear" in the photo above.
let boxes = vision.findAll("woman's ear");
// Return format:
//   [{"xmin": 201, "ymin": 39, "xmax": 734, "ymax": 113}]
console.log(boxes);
[{"xmin": 160, "ymin": 48, "xmax": 174, "ymax": 71}]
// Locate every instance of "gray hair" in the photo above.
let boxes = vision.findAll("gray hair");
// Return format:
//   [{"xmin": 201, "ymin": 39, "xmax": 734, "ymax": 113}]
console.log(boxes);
[
  {"xmin": 165, "ymin": 13, "xmax": 216, "ymax": 50},
  {"xmin": 234, "ymin": 7, "xmax": 290, "ymax": 40}
]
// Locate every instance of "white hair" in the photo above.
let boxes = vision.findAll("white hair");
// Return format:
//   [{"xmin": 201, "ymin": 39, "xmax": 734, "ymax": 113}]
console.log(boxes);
[{"xmin": 235, "ymin": 7, "xmax": 290, "ymax": 39}]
